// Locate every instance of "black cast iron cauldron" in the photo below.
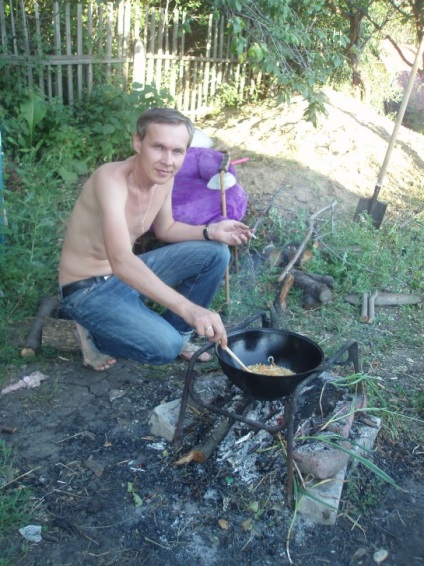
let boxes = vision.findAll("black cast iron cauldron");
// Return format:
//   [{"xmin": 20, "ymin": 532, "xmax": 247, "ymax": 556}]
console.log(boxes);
[{"xmin": 215, "ymin": 328, "xmax": 325, "ymax": 401}]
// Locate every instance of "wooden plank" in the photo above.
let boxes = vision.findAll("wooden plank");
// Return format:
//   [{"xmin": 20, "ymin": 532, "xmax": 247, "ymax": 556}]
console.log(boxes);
[
  {"xmin": 210, "ymin": 16, "xmax": 218, "ymax": 96},
  {"xmin": 117, "ymin": 0, "xmax": 123, "ymax": 58},
  {"xmin": 0, "ymin": 0, "xmax": 7, "ymax": 53},
  {"xmin": 203, "ymin": 14, "xmax": 213, "ymax": 104},
  {"xmin": 132, "ymin": 3, "xmax": 144, "ymax": 86},
  {"xmin": 156, "ymin": 8, "xmax": 164, "ymax": 88},
  {"xmin": 183, "ymin": 59, "xmax": 190, "ymax": 113},
  {"xmin": 146, "ymin": 9, "xmax": 155, "ymax": 84},
  {"xmin": 19, "ymin": 0, "xmax": 33, "ymax": 87},
  {"xmin": 87, "ymin": 2, "xmax": 93, "ymax": 95},
  {"xmin": 177, "ymin": 11, "xmax": 187, "ymax": 109},
  {"xmin": 163, "ymin": 9, "xmax": 170, "ymax": 83},
  {"xmin": 133, "ymin": 39, "xmax": 145, "ymax": 85},
  {"xmin": 97, "ymin": 3, "xmax": 104, "ymax": 53},
  {"xmin": 65, "ymin": 3, "xmax": 74, "ymax": 105},
  {"xmin": 199, "ymin": 61, "xmax": 207, "ymax": 118},
  {"xmin": 0, "ymin": 54, "xmax": 133, "ymax": 66},
  {"xmin": 169, "ymin": 8, "xmax": 178, "ymax": 98},
  {"xmin": 190, "ymin": 61, "xmax": 198, "ymax": 118},
  {"xmin": 9, "ymin": 0, "xmax": 18, "ymax": 56},
  {"xmin": 77, "ymin": 3, "xmax": 83, "ymax": 101},
  {"xmin": 217, "ymin": 16, "xmax": 224, "ymax": 87},
  {"xmin": 34, "ymin": 1, "xmax": 45, "ymax": 94},
  {"xmin": 53, "ymin": 1, "xmax": 63, "ymax": 99},
  {"xmin": 122, "ymin": 0, "xmax": 131, "ymax": 86},
  {"xmin": 106, "ymin": 2, "xmax": 113, "ymax": 81},
  {"xmin": 1, "ymin": 52, "xmax": 236, "ymax": 65}
]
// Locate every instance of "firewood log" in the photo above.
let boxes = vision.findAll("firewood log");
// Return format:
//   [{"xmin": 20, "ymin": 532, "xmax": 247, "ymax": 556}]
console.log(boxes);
[
  {"xmin": 345, "ymin": 293, "xmax": 423, "ymax": 307},
  {"xmin": 305, "ymin": 272, "xmax": 334, "ymax": 289},
  {"xmin": 291, "ymin": 270, "xmax": 332, "ymax": 303},
  {"xmin": 302, "ymin": 293, "xmax": 323, "ymax": 310},
  {"xmin": 360, "ymin": 292, "xmax": 369, "ymax": 323},
  {"xmin": 174, "ymin": 397, "xmax": 252, "ymax": 465},
  {"xmin": 42, "ymin": 318, "xmax": 78, "ymax": 351}
]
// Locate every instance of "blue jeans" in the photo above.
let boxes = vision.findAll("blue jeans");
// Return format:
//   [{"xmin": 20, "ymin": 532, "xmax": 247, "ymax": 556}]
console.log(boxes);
[{"xmin": 60, "ymin": 241, "xmax": 230, "ymax": 364}]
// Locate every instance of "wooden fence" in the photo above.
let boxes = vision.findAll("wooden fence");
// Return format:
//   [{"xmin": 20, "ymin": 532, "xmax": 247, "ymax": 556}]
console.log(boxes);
[{"xmin": 0, "ymin": 1, "xmax": 262, "ymax": 120}]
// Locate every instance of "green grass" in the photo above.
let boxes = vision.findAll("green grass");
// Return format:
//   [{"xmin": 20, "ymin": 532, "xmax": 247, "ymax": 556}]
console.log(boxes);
[
  {"xmin": 0, "ymin": 91, "xmax": 423, "ymax": 543},
  {"xmin": 0, "ymin": 441, "xmax": 33, "ymax": 545}
]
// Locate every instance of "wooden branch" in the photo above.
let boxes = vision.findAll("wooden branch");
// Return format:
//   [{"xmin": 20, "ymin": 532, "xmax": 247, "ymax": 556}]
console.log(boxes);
[
  {"xmin": 252, "ymin": 185, "xmax": 286, "ymax": 234},
  {"xmin": 21, "ymin": 296, "xmax": 58, "ymax": 357},
  {"xmin": 345, "ymin": 293, "xmax": 423, "ymax": 307},
  {"xmin": 268, "ymin": 299, "xmax": 286, "ymax": 328},
  {"xmin": 368, "ymin": 291, "xmax": 378, "ymax": 324},
  {"xmin": 279, "ymin": 273, "xmax": 295, "ymax": 310},
  {"xmin": 174, "ymin": 397, "xmax": 251, "ymax": 465},
  {"xmin": 278, "ymin": 201, "xmax": 337, "ymax": 283},
  {"xmin": 360, "ymin": 292, "xmax": 369, "ymax": 323}
]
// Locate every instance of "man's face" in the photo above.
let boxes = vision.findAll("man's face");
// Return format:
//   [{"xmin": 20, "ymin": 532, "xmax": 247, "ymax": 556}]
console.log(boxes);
[{"xmin": 133, "ymin": 122, "xmax": 189, "ymax": 185}]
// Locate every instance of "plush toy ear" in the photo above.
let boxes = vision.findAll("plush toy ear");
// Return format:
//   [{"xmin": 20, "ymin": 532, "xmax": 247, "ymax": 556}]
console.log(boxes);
[{"xmin": 191, "ymin": 128, "xmax": 213, "ymax": 148}]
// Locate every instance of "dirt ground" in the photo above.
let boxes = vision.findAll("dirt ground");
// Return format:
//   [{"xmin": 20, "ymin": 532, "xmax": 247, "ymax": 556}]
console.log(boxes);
[{"xmin": 1, "ymin": 88, "xmax": 423, "ymax": 565}]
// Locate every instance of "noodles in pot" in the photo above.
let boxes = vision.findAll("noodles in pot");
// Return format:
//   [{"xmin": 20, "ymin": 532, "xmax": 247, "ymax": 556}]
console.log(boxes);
[{"xmin": 247, "ymin": 357, "xmax": 294, "ymax": 377}]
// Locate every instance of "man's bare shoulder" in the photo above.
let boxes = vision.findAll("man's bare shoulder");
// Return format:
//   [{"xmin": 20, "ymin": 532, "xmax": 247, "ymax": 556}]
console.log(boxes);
[{"xmin": 90, "ymin": 158, "xmax": 132, "ymax": 184}]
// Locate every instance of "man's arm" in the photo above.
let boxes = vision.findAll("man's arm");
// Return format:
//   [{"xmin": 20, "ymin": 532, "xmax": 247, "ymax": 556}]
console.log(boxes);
[
  {"xmin": 95, "ymin": 171, "xmax": 229, "ymax": 345},
  {"xmin": 153, "ymin": 189, "xmax": 253, "ymax": 245}
]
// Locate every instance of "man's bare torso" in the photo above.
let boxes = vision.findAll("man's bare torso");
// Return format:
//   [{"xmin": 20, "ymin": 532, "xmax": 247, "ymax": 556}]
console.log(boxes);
[{"xmin": 58, "ymin": 156, "xmax": 166, "ymax": 285}]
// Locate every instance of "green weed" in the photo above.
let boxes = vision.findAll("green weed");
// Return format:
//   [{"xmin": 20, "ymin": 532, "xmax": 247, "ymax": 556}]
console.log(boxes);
[{"xmin": 0, "ymin": 441, "xmax": 33, "ymax": 537}]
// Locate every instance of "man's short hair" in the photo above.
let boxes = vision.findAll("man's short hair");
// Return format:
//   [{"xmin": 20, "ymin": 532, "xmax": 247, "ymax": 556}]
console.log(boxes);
[{"xmin": 136, "ymin": 108, "xmax": 194, "ymax": 147}]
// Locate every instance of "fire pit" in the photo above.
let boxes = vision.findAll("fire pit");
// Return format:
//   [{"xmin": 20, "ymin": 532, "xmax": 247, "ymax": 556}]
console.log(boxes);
[{"xmin": 174, "ymin": 312, "xmax": 360, "ymax": 506}]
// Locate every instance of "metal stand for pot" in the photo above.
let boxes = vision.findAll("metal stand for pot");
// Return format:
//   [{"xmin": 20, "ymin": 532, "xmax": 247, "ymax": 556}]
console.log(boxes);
[{"xmin": 173, "ymin": 314, "xmax": 360, "ymax": 507}]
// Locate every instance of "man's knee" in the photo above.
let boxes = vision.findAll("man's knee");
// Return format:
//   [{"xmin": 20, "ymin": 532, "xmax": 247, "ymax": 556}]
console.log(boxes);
[{"xmin": 144, "ymin": 334, "xmax": 183, "ymax": 365}]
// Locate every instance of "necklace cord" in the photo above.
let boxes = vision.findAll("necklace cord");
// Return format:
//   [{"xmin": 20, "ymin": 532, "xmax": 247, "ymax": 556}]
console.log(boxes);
[{"xmin": 134, "ymin": 160, "xmax": 156, "ymax": 235}]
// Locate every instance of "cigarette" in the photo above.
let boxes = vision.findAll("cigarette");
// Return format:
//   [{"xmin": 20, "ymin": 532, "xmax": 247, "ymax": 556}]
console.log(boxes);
[{"xmin": 251, "ymin": 233, "xmax": 257, "ymax": 239}]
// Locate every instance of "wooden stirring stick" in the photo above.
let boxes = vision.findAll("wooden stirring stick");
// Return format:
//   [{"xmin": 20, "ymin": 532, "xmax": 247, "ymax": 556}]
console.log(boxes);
[{"xmin": 223, "ymin": 345, "xmax": 252, "ymax": 373}]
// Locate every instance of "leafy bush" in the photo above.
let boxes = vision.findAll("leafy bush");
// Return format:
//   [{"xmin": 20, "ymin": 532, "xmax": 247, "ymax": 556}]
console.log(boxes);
[{"xmin": 0, "ymin": 82, "xmax": 174, "ymax": 327}]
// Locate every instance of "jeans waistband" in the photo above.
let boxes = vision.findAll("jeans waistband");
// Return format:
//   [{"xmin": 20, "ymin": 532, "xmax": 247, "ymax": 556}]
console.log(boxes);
[{"xmin": 60, "ymin": 276, "xmax": 111, "ymax": 299}]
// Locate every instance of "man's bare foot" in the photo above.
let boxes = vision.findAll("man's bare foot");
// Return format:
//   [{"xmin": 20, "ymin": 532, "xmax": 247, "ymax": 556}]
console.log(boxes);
[
  {"xmin": 179, "ymin": 341, "xmax": 212, "ymax": 363},
  {"xmin": 74, "ymin": 323, "xmax": 117, "ymax": 371}
]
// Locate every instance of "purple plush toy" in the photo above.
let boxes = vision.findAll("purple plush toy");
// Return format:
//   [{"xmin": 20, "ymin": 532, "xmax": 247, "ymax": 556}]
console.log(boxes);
[{"xmin": 172, "ymin": 147, "xmax": 248, "ymax": 225}]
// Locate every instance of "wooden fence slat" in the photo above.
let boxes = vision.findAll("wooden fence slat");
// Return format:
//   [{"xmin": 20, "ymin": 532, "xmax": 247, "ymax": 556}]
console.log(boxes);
[
  {"xmin": 163, "ymin": 9, "xmax": 170, "ymax": 83},
  {"xmin": 20, "ymin": 0, "xmax": 33, "ymax": 88},
  {"xmin": 106, "ymin": 2, "xmax": 113, "ymax": 82},
  {"xmin": 169, "ymin": 8, "xmax": 178, "ymax": 98},
  {"xmin": 65, "ymin": 3, "xmax": 74, "ymax": 105},
  {"xmin": 0, "ymin": 0, "xmax": 7, "ymax": 53},
  {"xmin": 146, "ymin": 9, "xmax": 155, "ymax": 85},
  {"xmin": 156, "ymin": 8, "xmax": 164, "ymax": 89},
  {"xmin": 97, "ymin": 3, "xmax": 104, "ymax": 53},
  {"xmin": 77, "ymin": 4, "xmax": 83, "ymax": 101},
  {"xmin": 34, "ymin": 2, "xmax": 45, "ymax": 94},
  {"xmin": 54, "ymin": 1, "xmax": 63, "ymax": 99},
  {"xmin": 9, "ymin": 0, "xmax": 18, "ymax": 56},
  {"xmin": 87, "ymin": 3, "xmax": 93, "ymax": 95},
  {"xmin": 122, "ymin": 0, "xmax": 131, "ymax": 86}
]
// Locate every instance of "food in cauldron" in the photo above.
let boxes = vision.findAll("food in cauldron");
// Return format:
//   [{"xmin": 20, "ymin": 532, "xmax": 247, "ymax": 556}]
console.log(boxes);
[{"xmin": 247, "ymin": 356, "xmax": 294, "ymax": 376}]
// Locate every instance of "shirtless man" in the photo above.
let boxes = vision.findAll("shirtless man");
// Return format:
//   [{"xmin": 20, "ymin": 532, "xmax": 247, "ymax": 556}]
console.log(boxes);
[{"xmin": 59, "ymin": 108, "xmax": 253, "ymax": 370}]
